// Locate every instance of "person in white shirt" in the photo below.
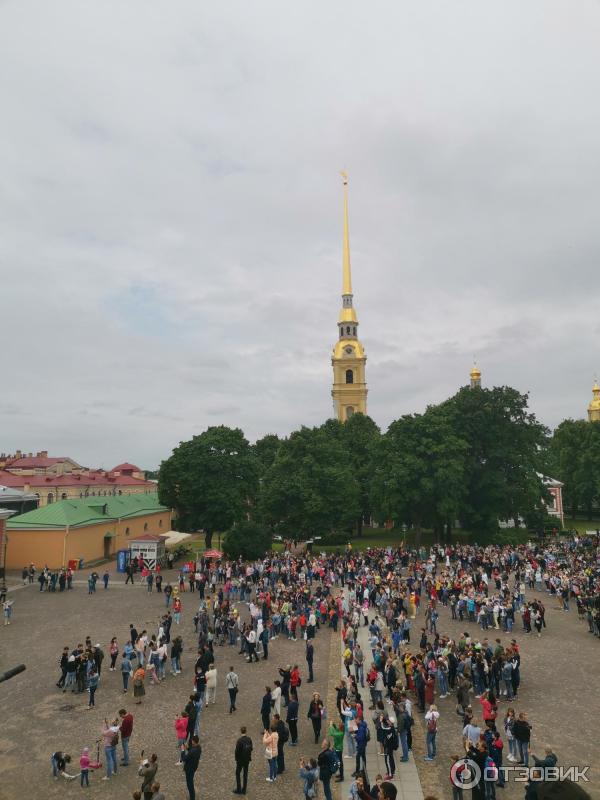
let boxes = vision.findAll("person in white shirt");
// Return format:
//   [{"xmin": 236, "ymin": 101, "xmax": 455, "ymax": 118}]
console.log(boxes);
[
  {"xmin": 424, "ymin": 704, "xmax": 440, "ymax": 761},
  {"xmin": 271, "ymin": 681, "xmax": 282, "ymax": 716},
  {"xmin": 225, "ymin": 667, "xmax": 239, "ymax": 713},
  {"xmin": 156, "ymin": 642, "xmax": 168, "ymax": 680},
  {"xmin": 205, "ymin": 666, "xmax": 217, "ymax": 704}
]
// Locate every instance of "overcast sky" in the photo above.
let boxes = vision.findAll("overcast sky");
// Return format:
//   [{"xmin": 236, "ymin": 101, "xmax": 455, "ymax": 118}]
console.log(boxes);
[{"xmin": 2, "ymin": 2, "xmax": 600, "ymax": 469}]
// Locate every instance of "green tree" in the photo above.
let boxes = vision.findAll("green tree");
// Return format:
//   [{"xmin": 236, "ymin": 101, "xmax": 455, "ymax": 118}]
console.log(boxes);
[
  {"xmin": 371, "ymin": 406, "xmax": 468, "ymax": 540},
  {"xmin": 340, "ymin": 414, "xmax": 381, "ymax": 535},
  {"xmin": 158, "ymin": 426, "xmax": 258, "ymax": 548},
  {"xmin": 441, "ymin": 386, "xmax": 549, "ymax": 532},
  {"xmin": 549, "ymin": 419, "xmax": 600, "ymax": 518},
  {"xmin": 223, "ymin": 520, "xmax": 272, "ymax": 560},
  {"xmin": 258, "ymin": 424, "xmax": 360, "ymax": 540},
  {"xmin": 253, "ymin": 433, "xmax": 282, "ymax": 477}
]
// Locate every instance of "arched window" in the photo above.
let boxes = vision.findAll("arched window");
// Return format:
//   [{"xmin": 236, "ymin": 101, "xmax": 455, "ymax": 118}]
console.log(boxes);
[
  {"xmin": 159, "ymin": 519, "xmax": 163, "ymax": 528},
  {"xmin": 47, "ymin": 492, "xmax": 54, "ymax": 504},
  {"xmin": 346, "ymin": 326, "xmax": 350, "ymax": 335},
  {"xmin": 61, "ymin": 492, "xmax": 67, "ymax": 500},
  {"xmin": 144, "ymin": 522, "xmax": 148, "ymax": 531},
  {"xmin": 353, "ymin": 326, "xmax": 356, "ymax": 335},
  {"xmin": 345, "ymin": 369, "xmax": 354, "ymax": 384},
  {"xmin": 125, "ymin": 527, "xmax": 130, "ymax": 536},
  {"xmin": 346, "ymin": 406, "xmax": 355, "ymax": 419}
]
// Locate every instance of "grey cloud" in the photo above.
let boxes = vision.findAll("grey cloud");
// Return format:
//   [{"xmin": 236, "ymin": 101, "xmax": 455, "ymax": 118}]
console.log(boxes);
[{"xmin": 1, "ymin": 1, "xmax": 599, "ymax": 467}]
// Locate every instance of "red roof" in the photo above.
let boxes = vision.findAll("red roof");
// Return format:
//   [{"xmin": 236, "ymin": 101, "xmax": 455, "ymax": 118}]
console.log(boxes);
[
  {"xmin": 0, "ymin": 470, "xmax": 154, "ymax": 489},
  {"xmin": 112, "ymin": 462, "xmax": 141, "ymax": 472},
  {"xmin": 7, "ymin": 456, "xmax": 67, "ymax": 468}
]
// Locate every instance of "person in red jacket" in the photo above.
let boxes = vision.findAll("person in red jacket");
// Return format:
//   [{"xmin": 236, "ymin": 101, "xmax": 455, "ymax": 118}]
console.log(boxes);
[
  {"xmin": 175, "ymin": 712, "xmax": 189, "ymax": 764},
  {"xmin": 480, "ymin": 691, "xmax": 497, "ymax": 724},
  {"xmin": 119, "ymin": 708, "xmax": 134, "ymax": 766}
]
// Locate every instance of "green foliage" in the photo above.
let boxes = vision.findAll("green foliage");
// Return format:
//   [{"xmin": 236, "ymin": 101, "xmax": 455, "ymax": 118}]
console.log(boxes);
[
  {"xmin": 223, "ymin": 520, "xmax": 272, "ymax": 560},
  {"xmin": 548, "ymin": 419, "xmax": 600, "ymax": 518},
  {"xmin": 440, "ymin": 386, "xmax": 549, "ymax": 533},
  {"xmin": 158, "ymin": 426, "xmax": 258, "ymax": 535},
  {"xmin": 372, "ymin": 406, "xmax": 468, "ymax": 534},
  {"xmin": 258, "ymin": 423, "xmax": 361, "ymax": 539},
  {"xmin": 253, "ymin": 433, "xmax": 282, "ymax": 477},
  {"xmin": 340, "ymin": 414, "xmax": 381, "ymax": 533}
]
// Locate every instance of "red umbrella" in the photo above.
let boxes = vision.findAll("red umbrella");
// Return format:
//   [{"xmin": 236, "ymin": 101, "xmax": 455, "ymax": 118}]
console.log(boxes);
[{"xmin": 203, "ymin": 549, "xmax": 223, "ymax": 559}]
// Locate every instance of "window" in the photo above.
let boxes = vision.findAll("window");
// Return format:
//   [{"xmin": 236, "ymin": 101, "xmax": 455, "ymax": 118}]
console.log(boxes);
[
  {"xmin": 353, "ymin": 326, "xmax": 356, "ymax": 335},
  {"xmin": 61, "ymin": 492, "xmax": 67, "ymax": 500},
  {"xmin": 159, "ymin": 519, "xmax": 163, "ymax": 528},
  {"xmin": 346, "ymin": 406, "xmax": 355, "ymax": 419},
  {"xmin": 345, "ymin": 369, "xmax": 354, "ymax": 384},
  {"xmin": 47, "ymin": 492, "xmax": 54, "ymax": 504},
  {"xmin": 346, "ymin": 326, "xmax": 350, "ymax": 335},
  {"xmin": 125, "ymin": 527, "xmax": 130, "ymax": 536},
  {"xmin": 144, "ymin": 522, "xmax": 148, "ymax": 531}
]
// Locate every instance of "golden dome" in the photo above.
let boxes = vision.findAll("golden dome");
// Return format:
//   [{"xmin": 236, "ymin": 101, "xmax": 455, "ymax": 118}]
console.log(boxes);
[
  {"xmin": 470, "ymin": 363, "xmax": 481, "ymax": 378},
  {"xmin": 589, "ymin": 380, "xmax": 600, "ymax": 411}
]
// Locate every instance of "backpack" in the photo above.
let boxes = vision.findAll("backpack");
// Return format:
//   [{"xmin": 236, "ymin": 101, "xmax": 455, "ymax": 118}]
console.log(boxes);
[
  {"xmin": 328, "ymin": 750, "xmax": 339, "ymax": 775},
  {"xmin": 110, "ymin": 731, "xmax": 119, "ymax": 747},
  {"xmin": 427, "ymin": 716, "xmax": 437, "ymax": 733}
]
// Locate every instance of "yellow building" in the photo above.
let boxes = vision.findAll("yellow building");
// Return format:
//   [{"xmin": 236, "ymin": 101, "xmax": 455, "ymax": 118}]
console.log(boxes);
[
  {"xmin": 588, "ymin": 380, "xmax": 600, "ymax": 422},
  {"xmin": 331, "ymin": 173, "xmax": 368, "ymax": 421},
  {"xmin": 5, "ymin": 493, "xmax": 171, "ymax": 569}
]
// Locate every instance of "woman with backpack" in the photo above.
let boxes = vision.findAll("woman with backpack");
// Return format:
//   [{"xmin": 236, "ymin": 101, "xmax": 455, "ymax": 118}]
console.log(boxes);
[
  {"xmin": 133, "ymin": 664, "xmax": 146, "ymax": 705},
  {"xmin": 424, "ymin": 703, "xmax": 439, "ymax": 761}
]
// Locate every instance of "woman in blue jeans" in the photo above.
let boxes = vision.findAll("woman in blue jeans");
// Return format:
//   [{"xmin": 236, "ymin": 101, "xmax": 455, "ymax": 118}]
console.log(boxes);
[{"xmin": 263, "ymin": 725, "xmax": 279, "ymax": 782}]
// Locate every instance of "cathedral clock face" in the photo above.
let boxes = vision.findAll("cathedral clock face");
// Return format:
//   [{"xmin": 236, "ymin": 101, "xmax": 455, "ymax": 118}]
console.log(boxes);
[{"xmin": 344, "ymin": 345, "xmax": 354, "ymax": 355}]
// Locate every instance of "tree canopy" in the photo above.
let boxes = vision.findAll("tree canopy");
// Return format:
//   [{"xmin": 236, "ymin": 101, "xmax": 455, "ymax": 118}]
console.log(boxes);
[
  {"xmin": 223, "ymin": 520, "xmax": 272, "ymax": 561},
  {"xmin": 258, "ymin": 423, "xmax": 361, "ymax": 540},
  {"xmin": 548, "ymin": 418, "xmax": 600, "ymax": 518},
  {"xmin": 158, "ymin": 425, "xmax": 258, "ymax": 547}
]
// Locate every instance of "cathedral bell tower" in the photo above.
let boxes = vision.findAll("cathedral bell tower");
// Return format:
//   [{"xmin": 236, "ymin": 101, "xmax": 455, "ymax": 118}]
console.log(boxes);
[{"xmin": 331, "ymin": 172, "xmax": 367, "ymax": 421}]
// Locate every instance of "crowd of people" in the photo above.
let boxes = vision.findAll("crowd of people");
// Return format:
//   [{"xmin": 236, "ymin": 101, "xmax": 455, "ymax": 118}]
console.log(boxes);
[{"xmin": 37, "ymin": 532, "xmax": 599, "ymax": 799}]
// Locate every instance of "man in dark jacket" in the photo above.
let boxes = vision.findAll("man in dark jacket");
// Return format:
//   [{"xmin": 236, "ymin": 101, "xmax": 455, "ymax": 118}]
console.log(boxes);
[
  {"xmin": 261, "ymin": 687, "xmax": 272, "ymax": 732},
  {"xmin": 273, "ymin": 714, "xmax": 288, "ymax": 774},
  {"xmin": 354, "ymin": 719, "xmax": 369, "ymax": 777},
  {"xmin": 317, "ymin": 740, "xmax": 336, "ymax": 800},
  {"xmin": 233, "ymin": 726, "xmax": 253, "ymax": 794},
  {"xmin": 181, "ymin": 736, "xmax": 201, "ymax": 800},
  {"xmin": 306, "ymin": 641, "xmax": 314, "ymax": 682}
]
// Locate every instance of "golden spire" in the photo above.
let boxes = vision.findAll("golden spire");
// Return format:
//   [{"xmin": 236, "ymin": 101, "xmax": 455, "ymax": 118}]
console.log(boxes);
[{"xmin": 341, "ymin": 171, "xmax": 352, "ymax": 296}]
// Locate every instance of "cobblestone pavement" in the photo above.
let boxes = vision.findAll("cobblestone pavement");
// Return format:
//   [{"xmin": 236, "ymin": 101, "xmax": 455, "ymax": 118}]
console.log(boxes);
[
  {"xmin": 0, "ymin": 575, "xmax": 333, "ymax": 800},
  {"xmin": 1, "ymin": 576, "xmax": 598, "ymax": 800},
  {"xmin": 408, "ymin": 588, "xmax": 600, "ymax": 799}
]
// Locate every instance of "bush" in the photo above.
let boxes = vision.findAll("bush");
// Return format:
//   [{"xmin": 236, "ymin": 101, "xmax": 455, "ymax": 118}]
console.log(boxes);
[
  {"xmin": 321, "ymin": 531, "xmax": 349, "ymax": 546},
  {"xmin": 222, "ymin": 521, "xmax": 273, "ymax": 560}
]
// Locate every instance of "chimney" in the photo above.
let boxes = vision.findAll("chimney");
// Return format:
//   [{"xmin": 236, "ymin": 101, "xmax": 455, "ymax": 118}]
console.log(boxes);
[
  {"xmin": 41, "ymin": 450, "xmax": 48, "ymax": 458},
  {"xmin": 16, "ymin": 450, "xmax": 22, "ymax": 458}
]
